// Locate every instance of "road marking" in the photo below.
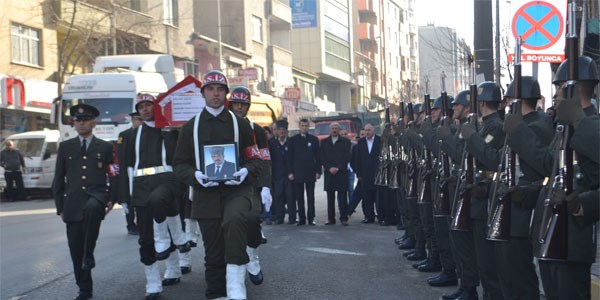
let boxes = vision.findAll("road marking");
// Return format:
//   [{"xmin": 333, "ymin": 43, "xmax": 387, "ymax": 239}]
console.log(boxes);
[{"xmin": 303, "ymin": 247, "xmax": 366, "ymax": 256}]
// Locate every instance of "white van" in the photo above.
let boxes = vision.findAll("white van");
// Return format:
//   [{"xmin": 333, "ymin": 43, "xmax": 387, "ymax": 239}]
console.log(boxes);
[{"xmin": 0, "ymin": 130, "xmax": 60, "ymax": 194}]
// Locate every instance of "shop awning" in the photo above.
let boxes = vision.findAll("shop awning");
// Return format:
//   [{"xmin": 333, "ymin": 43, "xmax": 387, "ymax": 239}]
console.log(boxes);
[{"xmin": 247, "ymin": 93, "xmax": 283, "ymax": 127}]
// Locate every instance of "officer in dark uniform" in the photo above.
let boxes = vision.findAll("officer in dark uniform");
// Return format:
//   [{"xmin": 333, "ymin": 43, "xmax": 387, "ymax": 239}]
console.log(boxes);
[
  {"xmin": 437, "ymin": 90, "xmax": 482, "ymax": 299},
  {"xmin": 229, "ymin": 85, "xmax": 272, "ymax": 286},
  {"xmin": 53, "ymin": 103, "xmax": 117, "ymax": 300},
  {"xmin": 173, "ymin": 70, "xmax": 262, "ymax": 300},
  {"xmin": 117, "ymin": 111, "xmax": 143, "ymax": 235},
  {"xmin": 499, "ymin": 76, "xmax": 553, "ymax": 299},
  {"xmin": 458, "ymin": 82, "xmax": 505, "ymax": 300},
  {"xmin": 119, "ymin": 93, "xmax": 191, "ymax": 300},
  {"xmin": 514, "ymin": 56, "xmax": 599, "ymax": 300},
  {"xmin": 269, "ymin": 120, "xmax": 296, "ymax": 224},
  {"xmin": 288, "ymin": 118, "xmax": 321, "ymax": 225}
]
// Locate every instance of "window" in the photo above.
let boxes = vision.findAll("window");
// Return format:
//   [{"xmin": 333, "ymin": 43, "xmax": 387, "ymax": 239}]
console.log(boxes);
[
  {"xmin": 11, "ymin": 23, "xmax": 41, "ymax": 66},
  {"xmin": 182, "ymin": 61, "xmax": 198, "ymax": 78},
  {"xmin": 252, "ymin": 16, "xmax": 263, "ymax": 42},
  {"xmin": 163, "ymin": 0, "xmax": 179, "ymax": 26},
  {"xmin": 128, "ymin": 0, "xmax": 142, "ymax": 12}
]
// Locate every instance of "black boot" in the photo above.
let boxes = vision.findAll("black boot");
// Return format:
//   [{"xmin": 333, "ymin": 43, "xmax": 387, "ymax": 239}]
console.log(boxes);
[
  {"xmin": 402, "ymin": 249, "xmax": 415, "ymax": 257},
  {"xmin": 442, "ymin": 286, "xmax": 465, "ymax": 300},
  {"xmin": 417, "ymin": 257, "xmax": 442, "ymax": 272},
  {"xmin": 456, "ymin": 286, "xmax": 478, "ymax": 300},
  {"xmin": 428, "ymin": 270, "xmax": 458, "ymax": 287},
  {"xmin": 406, "ymin": 250, "xmax": 427, "ymax": 261},
  {"xmin": 398, "ymin": 237, "xmax": 415, "ymax": 250},
  {"xmin": 412, "ymin": 258, "xmax": 429, "ymax": 269}
]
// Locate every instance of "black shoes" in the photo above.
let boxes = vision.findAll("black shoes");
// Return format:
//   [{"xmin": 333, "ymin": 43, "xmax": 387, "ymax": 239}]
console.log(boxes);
[
  {"xmin": 361, "ymin": 219, "xmax": 375, "ymax": 224},
  {"xmin": 181, "ymin": 266, "xmax": 191, "ymax": 274},
  {"xmin": 177, "ymin": 241, "xmax": 192, "ymax": 253},
  {"xmin": 324, "ymin": 220, "xmax": 336, "ymax": 225},
  {"xmin": 156, "ymin": 244, "xmax": 177, "ymax": 261},
  {"xmin": 402, "ymin": 249, "xmax": 415, "ymax": 257},
  {"xmin": 308, "ymin": 220, "xmax": 316, "ymax": 226},
  {"xmin": 456, "ymin": 286, "xmax": 478, "ymax": 300},
  {"xmin": 128, "ymin": 228, "xmax": 139, "ymax": 235},
  {"xmin": 249, "ymin": 270, "xmax": 264, "ymax": 285},
  {"xmin": 418, "ymin": 259, "xmax": 442, "ymax": 272},
  {"xmin": 398, "ymin": 237, "xmax": 416, "ymax": 250},
  {"xmin": 296, "ymin": 220, "xmax": 305, "ymax": 226},
  {"xmin": 406, "ymin": 250, "xmax": 427, "ymax": 261},
  {"xmin": 82, "ymin": 255, "xmax": 95, "ymax": 271},
  {"xmin": 428, "ymin": 270, "xmax": 458, "ymax": 287},
  {"xmin": 145, "ymin": 292, "xmax": 161, "ymax": 300},
  {"xmin": 73, "ymin": 292, "xmax": 92, "ymax": 300},
  {"xmin": 162, "ymin": 277, "xmax": 180, "ymax": 286},
  {"xmin": 442, "ymin": 287, "xmax": 465, "ymax": 300}
]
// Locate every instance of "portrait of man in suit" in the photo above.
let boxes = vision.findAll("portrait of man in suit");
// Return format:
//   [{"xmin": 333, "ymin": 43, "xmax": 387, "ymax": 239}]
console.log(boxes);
[{"xmin": 204, "ymin": 145, "xmax": 237, "ymax": 181}]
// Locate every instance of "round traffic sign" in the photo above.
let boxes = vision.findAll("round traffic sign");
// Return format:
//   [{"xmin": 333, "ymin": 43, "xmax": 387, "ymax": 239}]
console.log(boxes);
[{"xmin": 512, "ymin": 1, "xmax": 564, "ymax": 51}]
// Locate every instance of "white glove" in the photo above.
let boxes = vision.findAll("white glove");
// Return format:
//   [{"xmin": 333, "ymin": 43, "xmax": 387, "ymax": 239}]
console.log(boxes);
[
  {"xmin": 195, "ymin": 171, "xmax": 219, "ymax": 188},
  {"xmin": 224, "ymin": 168, "xmax": 249, "ymax": 186},
  {"xmin": 261, "ymin": 187, "xmax": 272, "ymax": 212},
  {"xmin": 121, "ymin": 203, "xmax": 129, "ymax": 214}
]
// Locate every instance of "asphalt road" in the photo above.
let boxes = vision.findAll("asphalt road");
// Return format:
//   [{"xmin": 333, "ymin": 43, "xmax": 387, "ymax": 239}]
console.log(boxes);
[{"xmin": 0, "ymin": 182, "xmax": 457, "ymax": 300}]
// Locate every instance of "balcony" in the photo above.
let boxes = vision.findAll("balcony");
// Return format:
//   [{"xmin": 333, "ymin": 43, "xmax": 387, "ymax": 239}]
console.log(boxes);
[
  {"xmin": 359, "ymin": 38, "xmax": 378, "ymax": 53},
  {"xmin": 53, "ymin": 0, "xmax": 111, "ymax": 35},
  {"xmin": 269, "ymin": 0, "xmax": 291, "ymax": 30},
  {"xmin": 269, "ymin": 45, "xmax": 292, "ymax": 67},
  {"xmin": 358, "ymin": 9, "xmax": 377, "ymax": 24}
]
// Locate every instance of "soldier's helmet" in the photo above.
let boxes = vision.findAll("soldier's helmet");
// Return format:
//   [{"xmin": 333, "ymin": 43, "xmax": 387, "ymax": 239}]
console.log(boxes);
[
  {"xmin": 452, "ymin": 90, "xmax": 470, "ymax": 106},
  {"xmin": 201, "ymin": 70, "xmax": 229, "ymax": 93},
  {"xmin": 135, "ymin": 93, "xmax": 156, "ymax": 112},
  {"xmin": 505, "ymin": 76, "xmax": 541, "ymax": 100},
  {"xmin": 433, "ymin": 95, "xmax": 454, "ymax": 109},
  {"xmin": 552, "ymin": 55, "xmax": 599, "ymax": 86},
  {"xmin": 413, "ymin": 103, "xmax": 422, "ymax": 114},
  {"xmin": 229, "ymin": 86, "xmax": 252, "ymax": 104},
  {"xmin": 477, "ymin": 81, "xmax": 502, "ymax": 102}
]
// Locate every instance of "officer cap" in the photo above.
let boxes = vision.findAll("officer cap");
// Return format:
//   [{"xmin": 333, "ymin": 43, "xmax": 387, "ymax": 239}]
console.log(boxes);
[
  {"xmin": 229, "ymin": 86, "xmax": 252, "ymax": 104},
  {"xmin": 505, "ymin": 76, "xmax": 541, "ymax": 100},
  {"xmin": 209, "ymin": 146, "xmax": 225, "ymax": 156},
  {"xmin": 201, "ymin": 70, "xmax": 230, "ymax": 93},
  {"xmin": 135, "ymin": 93, "xmax": 156, "ymax": 112},
  {"xmin": 128, "ymin": 111, "xmax": 140, "ymax": 117},
  {"xmin": 70, "ymin": 103, "xmax": 99, "ymax": 121},
  {"xmin": 452, "ymin": 90, "xmax": 470, "ymax": 106},
  {"xmin": 433, "ymin": 96, "xmax": 454, "ymax": 109},
  {"xmin": 552, "ymin": 55, "xmax": 599, "ymax": 86},
  {"xmin": 276, "ymin": 120, "xmax": 288, "ymax": 129},
  {"xmin": 477, "ymin": 81, "xmax": 502, "ymax": 102}
]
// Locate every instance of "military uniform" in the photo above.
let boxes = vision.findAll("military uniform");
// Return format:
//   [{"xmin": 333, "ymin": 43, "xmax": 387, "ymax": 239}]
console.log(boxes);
[
  {"xmin": 53, "ymin": 104, "xmax": 116, "ymax": 300},
  {"xmin": 173, "ymin": 108, "xmax": 261, "ymax": 299},
  {"xmin": 269, "ymin": 131, "xmax": 295, "ymax": 224}
]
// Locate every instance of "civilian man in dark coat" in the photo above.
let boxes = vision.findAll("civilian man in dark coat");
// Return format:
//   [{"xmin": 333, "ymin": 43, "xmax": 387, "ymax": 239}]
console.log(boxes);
[
  {"xmin": 287, "ymin": 118, "xmax": 321, "ymax": 225},
  {"xmin": 320, "ymin": 122, "xmax": 352, "ymax": 225},
  {"xmin": 1, "ymin": 139, "xmax": 26, "ymax": 201},
  {"xmin": 269, "ymin": 120, "xmax": 296, "ymax": 224},
  {"xmin": 353, "ymin": 123, "xmax": 382, "ymax": 223},
  {"xmin": 52, "ymin": 103, "xmax": 117, "ymax": 300}
]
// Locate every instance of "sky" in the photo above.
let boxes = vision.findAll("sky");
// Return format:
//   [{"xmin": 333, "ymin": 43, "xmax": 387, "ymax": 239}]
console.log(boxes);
[{"xmin": 414, "ymin": 0, "xmax": 556, "ymax": 107}]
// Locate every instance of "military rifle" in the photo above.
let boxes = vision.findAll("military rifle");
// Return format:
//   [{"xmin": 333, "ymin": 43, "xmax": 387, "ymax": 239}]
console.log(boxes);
[
  {"xmin": 417, "ymin": 78, "xmax": 433, "ymax": 205},
  {"xmin": 434, "ymin": 72, "xmax": 452, "ymax": 216}
]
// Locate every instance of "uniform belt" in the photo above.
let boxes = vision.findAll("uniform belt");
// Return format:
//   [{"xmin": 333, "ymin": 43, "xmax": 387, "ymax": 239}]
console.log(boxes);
[
  {"xmin": 4, "ymin": 170, "xmax": 20, "ymax": 172},
  {"xmin": 134, "ymin": 166, "xmax": 173, "ymax": 177}
]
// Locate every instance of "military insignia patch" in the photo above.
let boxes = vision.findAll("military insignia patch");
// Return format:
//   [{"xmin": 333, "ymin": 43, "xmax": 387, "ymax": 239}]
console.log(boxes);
[{"xmin": 484, "ymin": 134, "xmax": 494, "ymax": 144}]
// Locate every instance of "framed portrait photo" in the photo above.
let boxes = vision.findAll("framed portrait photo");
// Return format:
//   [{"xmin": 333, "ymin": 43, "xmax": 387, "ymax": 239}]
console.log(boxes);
[{"xmin": 202, "ymin": 143, "xmax": 239, "ymax": 182}]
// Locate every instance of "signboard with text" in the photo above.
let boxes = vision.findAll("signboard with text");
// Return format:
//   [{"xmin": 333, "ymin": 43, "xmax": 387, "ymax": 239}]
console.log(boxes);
[
  {"xmin": 291, "ymin": 0, "xmax": 317, "ymax": 28},
  {"xmin": 284, "ymin": 87, "xmax": 301, "ymax": 101},
  {"xmin": 508, "ymin": 0, "xmax": 566, "ymax": 63}
]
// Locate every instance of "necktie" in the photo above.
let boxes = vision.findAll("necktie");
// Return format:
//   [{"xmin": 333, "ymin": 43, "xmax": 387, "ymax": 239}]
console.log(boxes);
[
  {"xmin": 216, "ymin": 166, "xmax": 221, "ymax": 176},
  {"xmin": 82, "ymin": 139, "xmax": 87, "ymax": 155}
]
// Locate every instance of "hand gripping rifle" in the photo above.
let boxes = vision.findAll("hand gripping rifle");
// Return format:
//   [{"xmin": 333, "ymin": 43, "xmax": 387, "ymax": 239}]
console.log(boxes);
[
  {"xmin": 538, "ymin": 0, "xmax": 578, "ymax": 260},
  {"xmin": 434, "ymin": 72, "xmax": 452, "ymax": 216},
  {"xmin": 417, "ymin": 78, "xmax": 433, "ymax": 205},
  {"xmin": 486, "ymin": 38, "xmax": 522, "ymax": 241},
  {"xmin": 451, "ymin": 70, "xmax": 478, "ymax": 231}
]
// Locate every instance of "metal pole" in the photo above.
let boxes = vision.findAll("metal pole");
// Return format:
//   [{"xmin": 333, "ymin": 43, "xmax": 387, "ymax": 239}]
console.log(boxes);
[
  {"xmin": 495, "ymin": 0, "xmax": 501, "ymax": 85},
  {"xmin": 217, "ymin": 0, "xmax": 223, "ymax": 71}
]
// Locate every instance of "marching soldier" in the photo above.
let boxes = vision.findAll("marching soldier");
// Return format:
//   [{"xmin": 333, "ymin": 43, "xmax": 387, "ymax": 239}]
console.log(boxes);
[
  {"xmin": 499, "ymin": 76, "xmax": 553, "ymax": 299},
  {"xmin": 228, "ymin": 85, "xmax": 272, "ymax": 285},
  {"xmin": 173, "ymin": 70, "xmax": 262, "ymax": 300},
  {"xmin": 118, "ymin": 93, "xmax": 191, "ymax": 299},
  {"xmin": 53, "ymin": 103, "xmax": 117, "ymax": 300}
]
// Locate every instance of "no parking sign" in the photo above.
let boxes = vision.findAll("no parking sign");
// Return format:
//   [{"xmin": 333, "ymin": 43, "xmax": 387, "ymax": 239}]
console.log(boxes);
[{"xmin": 508, "ymin": 0, "xmax": 566, "ymax": 63}]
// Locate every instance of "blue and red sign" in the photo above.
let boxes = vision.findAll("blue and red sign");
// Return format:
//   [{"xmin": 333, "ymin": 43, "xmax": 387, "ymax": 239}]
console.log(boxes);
[{"xmin": 510, "ymin": 0, "xmax": 566, "ymax": 63}]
